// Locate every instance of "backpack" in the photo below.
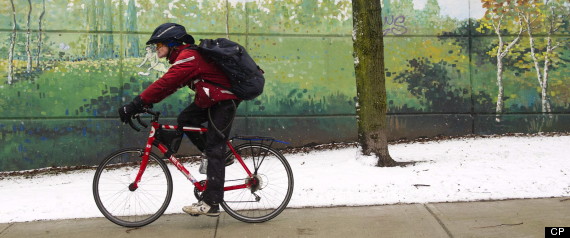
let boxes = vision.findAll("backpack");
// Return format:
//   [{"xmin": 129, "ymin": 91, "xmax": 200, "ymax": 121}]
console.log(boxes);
[{"xmin": 191, "ymin": 38, "xmax": 265, "ymax": 100}]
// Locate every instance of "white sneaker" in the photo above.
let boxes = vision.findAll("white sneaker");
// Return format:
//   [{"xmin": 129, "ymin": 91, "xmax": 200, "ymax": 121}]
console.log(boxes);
[{"xmin": 182, "ymin": 201, "xmax": 220, "ymax": 217}]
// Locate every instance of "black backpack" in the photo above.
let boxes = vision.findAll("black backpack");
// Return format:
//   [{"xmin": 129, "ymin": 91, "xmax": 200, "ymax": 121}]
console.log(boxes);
[{"xmin": 191, "ymin": 38, "xmax": 265, "ymax": 100}]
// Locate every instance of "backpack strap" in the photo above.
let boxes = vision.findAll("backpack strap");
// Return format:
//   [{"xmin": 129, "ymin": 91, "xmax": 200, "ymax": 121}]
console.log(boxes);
[{"xmin": 185, "ymin": 44, "xmax": 234, "ymax": 92}]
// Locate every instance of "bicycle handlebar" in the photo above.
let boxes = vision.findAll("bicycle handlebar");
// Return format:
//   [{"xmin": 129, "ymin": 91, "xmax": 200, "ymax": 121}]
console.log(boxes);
[{"xmin": 126, "ymin": 108, "xmax": 161, "ymax": 132}]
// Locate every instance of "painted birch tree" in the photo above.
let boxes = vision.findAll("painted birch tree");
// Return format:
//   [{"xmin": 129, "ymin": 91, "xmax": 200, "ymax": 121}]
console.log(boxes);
[
  {"xmin": 518, "ymin": 0, "xmax": 567, "ymax": 113},
  {"xmin": 352, "ymin": 0, "xmax": 397, "ymax": 167},
  {"xmin": 36, "ymin": 0, "xmax": 45, "ymax": 68},
  {"xmin": 25, "ymin": 0, "xmax": 32, "ymax": 73},
  {"xmin": 481, "ymin": 0, "xmax": 524, "ymax": 117},
  {"xmin": 8, "ymin": 0, "xmax": 17, "ymax": 84}
]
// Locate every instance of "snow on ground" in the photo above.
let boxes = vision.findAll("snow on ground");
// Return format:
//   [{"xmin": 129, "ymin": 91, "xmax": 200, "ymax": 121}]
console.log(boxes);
[{"xmin": 0, "ymin": 134, "xmax": 569, "ymax": 223}]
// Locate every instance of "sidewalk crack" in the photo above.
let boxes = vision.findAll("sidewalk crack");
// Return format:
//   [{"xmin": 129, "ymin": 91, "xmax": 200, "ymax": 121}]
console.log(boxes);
[
  {"xmin": 0, "ymin": 223, "xmax": 14, "ymax": 236},
  {"xmin": 424, "ymin": 204, "xmax": 454, "ymax": 238},
  {"xmin": 213, "ymin": 216, "xmax": 220, "ymax": 238},
  {"xmin": 475, "ymin": 222, "xmax": 523, "ymax": 229}
]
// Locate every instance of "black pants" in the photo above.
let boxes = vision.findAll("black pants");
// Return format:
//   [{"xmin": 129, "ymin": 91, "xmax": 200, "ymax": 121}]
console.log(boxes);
[{"xmin": 177, "ymin": 100, "xmax": 239, "ymax": 205}]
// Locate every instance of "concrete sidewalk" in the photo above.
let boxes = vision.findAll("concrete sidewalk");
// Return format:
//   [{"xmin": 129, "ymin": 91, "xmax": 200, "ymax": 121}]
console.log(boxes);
[{"xmin": 1, "ymin": 197, "xmax": 568, "ymax": 238}]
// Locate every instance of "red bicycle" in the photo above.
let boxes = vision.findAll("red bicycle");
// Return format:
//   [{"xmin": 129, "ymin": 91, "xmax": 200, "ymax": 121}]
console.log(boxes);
[{"xmin": 92, "ymin": 109, "xmax": 294, "ymax": 227}]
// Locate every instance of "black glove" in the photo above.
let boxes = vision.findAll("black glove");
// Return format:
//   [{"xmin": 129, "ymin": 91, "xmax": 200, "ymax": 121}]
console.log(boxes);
[{"xmin": 118, "ymin": 95, "xmax": 152, "ymax": 123}]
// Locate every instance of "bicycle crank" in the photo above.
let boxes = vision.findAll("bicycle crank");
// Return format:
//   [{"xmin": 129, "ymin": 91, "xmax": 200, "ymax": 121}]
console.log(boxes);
[{"xmin": 193, "ymin": 180, "xmax": 207, "ymax": 200}]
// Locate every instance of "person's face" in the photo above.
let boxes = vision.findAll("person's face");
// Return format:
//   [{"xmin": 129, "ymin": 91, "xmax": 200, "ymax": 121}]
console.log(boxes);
[{"xmin": 155, "ymin": 43, "xmax": 169, "ymax": 58}]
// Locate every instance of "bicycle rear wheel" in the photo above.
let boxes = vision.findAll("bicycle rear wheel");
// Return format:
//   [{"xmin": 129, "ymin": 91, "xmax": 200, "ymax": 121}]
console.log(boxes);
[
  {"xmin": 93, "ymin": 148, "xmax": 173, "ymax": 227},
  {"xmin": 222, "ymin": 143, "xmax": 294, "ymax": 223}
]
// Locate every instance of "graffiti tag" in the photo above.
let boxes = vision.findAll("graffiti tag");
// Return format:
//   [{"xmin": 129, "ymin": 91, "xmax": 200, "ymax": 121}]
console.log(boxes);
[{"xmin": 383, "ymin": 15, "xmax": 408, "ymax": 36}]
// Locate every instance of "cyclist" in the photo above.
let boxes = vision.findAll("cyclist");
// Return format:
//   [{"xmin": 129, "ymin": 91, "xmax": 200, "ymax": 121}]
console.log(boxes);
[{"xmin": 118, "ymin": 23, "xmax": 240, "ymax": 217}]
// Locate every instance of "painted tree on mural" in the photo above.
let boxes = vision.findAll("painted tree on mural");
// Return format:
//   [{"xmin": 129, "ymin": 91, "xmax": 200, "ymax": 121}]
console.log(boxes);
[
  {"xmin": 86, "ymin": 0, "xmax": 97, "ymax": 58},
  {"xmin": 36, "ymin": 0, "xmax": 45, "ymax": 68},
  {"xmin": 7, "ymin": 0, "xmax": 16, "ymax": 84},
  {"xmin": 25, "ymin": 0, "xmax": 32, "ymax": 73},
  {"xmin": 481, "ymin": 0, "xmax": 525, "ymax": 117},
  {"xmin": 480, "ymin": 0, "xmax": 568, "ymax": 114},
  {"xmin": 125, "ymin": 0, "xmax": 139, "ymax": 57},
  {"xmin": 86, "ymin": 0, "xmax": 115, "ymax": 59},
  {"xmin": 517, "ymin": 0, "xmax": 567, "ymax": 113},
  {"xmin": 352, "ymin": 0, "xmax": 397, "ymax": 167},
  {"xmin": 101, "ymin": 0, "xmax": 114, "ymax": 59},
  {"xmin": 382, "ymin": 0, "xmax": 391, "ymax": 15},
  {"xmin": 394, "ymin": 58, "xmax": 470, "ymax": 112}
]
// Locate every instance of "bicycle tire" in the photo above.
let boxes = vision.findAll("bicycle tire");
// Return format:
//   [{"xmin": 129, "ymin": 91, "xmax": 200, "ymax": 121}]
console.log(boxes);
[
  {"xmin": 222, "ymin": 143, "xmax": 294, "ymax": 223},
  {"xmin": 93, "ymin": 148, "xmax": 173, "ymax": 227}
]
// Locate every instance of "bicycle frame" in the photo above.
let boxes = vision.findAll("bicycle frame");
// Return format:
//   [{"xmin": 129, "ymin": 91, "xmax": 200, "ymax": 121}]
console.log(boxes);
[{"xmin": 131, "ymin": 121, "xmax": 254, "ymax": 193}]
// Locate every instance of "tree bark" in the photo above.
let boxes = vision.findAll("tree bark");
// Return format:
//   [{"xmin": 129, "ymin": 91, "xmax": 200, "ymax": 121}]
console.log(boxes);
[{"xmin": 352, "ymin": 0, "xmax": 396, "ymax": 167}]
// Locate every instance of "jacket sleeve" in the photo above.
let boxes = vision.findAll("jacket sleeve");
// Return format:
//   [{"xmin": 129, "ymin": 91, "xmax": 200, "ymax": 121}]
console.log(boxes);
[{"xmin": 140, "ymin": 51, "xmax": 200, "ymax": 104}]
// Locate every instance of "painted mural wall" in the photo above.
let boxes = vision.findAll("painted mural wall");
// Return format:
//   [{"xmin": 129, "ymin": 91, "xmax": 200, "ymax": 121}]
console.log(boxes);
[{"xmin": 1, "ymin": 0, "xmax": 569, "ymax": 171}]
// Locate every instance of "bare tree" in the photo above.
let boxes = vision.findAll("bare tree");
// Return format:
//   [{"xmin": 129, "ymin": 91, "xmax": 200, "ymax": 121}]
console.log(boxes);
[{"xmin": 351, "ymin": 0, "xmax": 397, "ymax": 167}]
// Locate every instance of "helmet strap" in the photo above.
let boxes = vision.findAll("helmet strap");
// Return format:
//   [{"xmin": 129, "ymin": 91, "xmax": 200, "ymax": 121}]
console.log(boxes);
[{"xmin": 166, "ymin": 47, "xmax": 173, "ymax": 59}]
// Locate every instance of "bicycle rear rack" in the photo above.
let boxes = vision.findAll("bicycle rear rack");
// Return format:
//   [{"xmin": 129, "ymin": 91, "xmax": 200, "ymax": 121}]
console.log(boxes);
[{"xmin": 232, "ymin": 135, "xmax": 289, "ymax": 147}]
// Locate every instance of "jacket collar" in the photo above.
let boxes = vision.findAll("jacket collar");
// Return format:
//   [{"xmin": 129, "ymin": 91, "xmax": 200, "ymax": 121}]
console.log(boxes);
[{"xmin": 168, "ymin": 44, "xmax": 189, "ymax": 64}]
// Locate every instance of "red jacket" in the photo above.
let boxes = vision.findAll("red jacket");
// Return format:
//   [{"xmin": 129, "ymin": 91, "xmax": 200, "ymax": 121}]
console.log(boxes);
[{"xmin": 140, "ymin": 44, "xmax": 239, "ymax": 108}]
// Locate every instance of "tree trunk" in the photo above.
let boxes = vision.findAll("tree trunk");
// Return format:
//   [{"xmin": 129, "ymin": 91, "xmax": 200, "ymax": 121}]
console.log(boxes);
[
  {"xmin": 125, "ymin": 0, "xmax": 139, "ymax": 57},
  {"xmin": 352, "ymin": 0, "xmax": 396, "ymax": 167},
  {"xmin": 102, "ymin": 0, "xmax": 114, "ymax": 59},
  {"xmin": 523, "ymin": 14, "xmax": 552, "ymax": 114},
  {"xmin": 542, "ymin": 37, "xmax": 554, "ymax": 113},
  {"xmin": 26, "ymin": 0, "xmax": 32, "ymax": 73},
  {"xmin": 495, "ymin": 36, "xmax": 504, "ymax": 115},
  {"xmin": 491, "ymin": 16, "xmax": 522, "ymax": 120},
  {"xmin": 8, "ymin": 0, "xmax": 17, "ymax": 84},
  {"xmin": 36, "ymin": 0, "xmax": 45, "ymax": 68},
  {"xmin": 540, "ymin": 4, "xmax": 559, "ymax": 114},
  {"xmin": 382, "ymin": 0, "xmax": 391, "ymax": 15},
  {"xmin": 491, "ymin": 17, "xmax": 505, "ymax": 120},
  {"xmin": 87, "ymin": 0, "xmax": 98, "ymax": 58},
  {"xmin": 225, "ymin": 0, "xmax": 230, "ymax": 39}
]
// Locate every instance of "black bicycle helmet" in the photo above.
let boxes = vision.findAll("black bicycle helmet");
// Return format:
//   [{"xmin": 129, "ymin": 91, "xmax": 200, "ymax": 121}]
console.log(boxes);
[{"xmin": 146, "ymin": 23, "xmax": 195, "ymax": 46}]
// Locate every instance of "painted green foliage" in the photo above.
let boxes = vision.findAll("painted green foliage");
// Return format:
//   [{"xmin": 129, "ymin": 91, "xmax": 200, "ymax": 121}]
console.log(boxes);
[{"xmin": 0, "ymin": 0, "xmax": 569, "ymax": 171}]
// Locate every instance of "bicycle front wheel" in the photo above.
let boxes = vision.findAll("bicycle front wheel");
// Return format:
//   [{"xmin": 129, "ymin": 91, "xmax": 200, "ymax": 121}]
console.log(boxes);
[
  {"xmin": 93, "ymin": 148, "xmax": 173, "ymax": 227},
  {"xmin": 222, "ymin": 143, "xmax": 294, "ymax": 223}
]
